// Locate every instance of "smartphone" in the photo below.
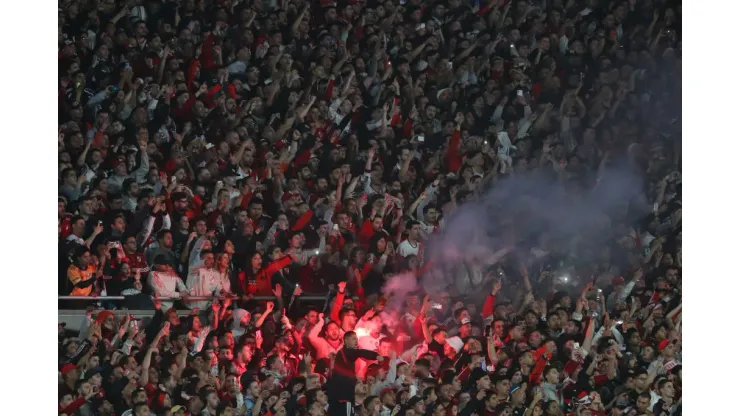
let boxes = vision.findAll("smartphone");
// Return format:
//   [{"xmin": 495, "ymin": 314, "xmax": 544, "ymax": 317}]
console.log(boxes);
[
  {"xmin": 417, "ymin": 135, "xmax": 425, "ymax": 142},
  {"xmin": 431, "ymin": 303, "xmax": 442, "ymax": 310},
  {"xmin": 332, "ymin": 224, "xmax": 339, "ymax": 231},
  {"xmin": 517, "ymin": 90, "xmax": 523, "ymax": 97}
]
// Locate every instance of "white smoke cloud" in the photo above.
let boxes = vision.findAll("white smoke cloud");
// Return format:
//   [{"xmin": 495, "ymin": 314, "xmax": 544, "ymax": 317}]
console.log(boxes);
[{"xmin": 382, "ymin": 160, "xmax": 649, "ymax": 304}]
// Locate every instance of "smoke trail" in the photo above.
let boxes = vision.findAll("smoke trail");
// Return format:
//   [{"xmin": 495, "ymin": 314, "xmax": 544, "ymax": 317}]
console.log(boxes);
[
  {"xmin": 382, "ymin": 158, "xmax": 649, "ymax": 301},
  {"xmin": 381, "ymin": 272, "xmax": 419, "ymax": 312}
]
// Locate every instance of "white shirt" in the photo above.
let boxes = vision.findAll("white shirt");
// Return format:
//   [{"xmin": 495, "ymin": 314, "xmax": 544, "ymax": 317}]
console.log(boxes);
[
  {"xmin": 357, "ymin": 332, "xmax": 385, "ymax": 351},
  {"xmin": 147, "ymin": 271, "xmax": 187, "ymax": 311},
  {"xmin": 397, "ymin": 239, "xmax": 420, "ymax": 257},
  {"xmin": 186, "ymin": 266, "xmax": 231, "ymax": 310},
  {"xmin": 66, "ymin": 234, "xmax": 85, "ymax": 245}
]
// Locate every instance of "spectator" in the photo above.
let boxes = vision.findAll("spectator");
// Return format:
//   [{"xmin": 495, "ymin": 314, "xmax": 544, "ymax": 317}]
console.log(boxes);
[
  {"xmin": 67, "ymin": 247, "xmax": 102, "ymax": 297},
  {"xmin": 327, "ymin": 331, "xmax": 383, "ymax": 415},
  {"xmin": 185, "ymin": 249, "xmax": 231, "ymax": 310},
  {"xmin": 148, "ymin": 255, "xmax": 188, "ymax": 311}
]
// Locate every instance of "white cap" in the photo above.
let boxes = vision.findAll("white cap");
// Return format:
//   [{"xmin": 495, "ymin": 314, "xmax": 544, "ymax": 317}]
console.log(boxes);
[
  {"xmin": 436, "ymin": 88, "xmax": 451, "ymax": 100},
  {"xmin": 445, "ymin": 336, "xmax": 464, "ymax": 353}
]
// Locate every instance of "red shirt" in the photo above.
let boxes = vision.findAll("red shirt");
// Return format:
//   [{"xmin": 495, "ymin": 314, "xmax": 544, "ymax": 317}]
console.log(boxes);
[{"xmin": 123, "ymin": 252, "xmax": 149, "ymax": 273}]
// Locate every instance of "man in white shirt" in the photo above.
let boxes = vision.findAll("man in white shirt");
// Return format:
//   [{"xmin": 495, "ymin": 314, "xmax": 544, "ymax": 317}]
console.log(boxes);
[
  {"xmin": 185, "ymin": 250, "xmax": 230, "ymax": 310},
  {"xmin": 147, "ymin": 255, "xmax": 189, "ymax": 311},
  {"xmin": 408, "ymin": 181, "xmax": 441, "ymax": 239},
  {"xmin": 356, "ymin": 312, "xmax": 385, "ymax": 351},
  {"xmin": 397, "ymin": 220, "xmax": 422, "ymax": 258}
]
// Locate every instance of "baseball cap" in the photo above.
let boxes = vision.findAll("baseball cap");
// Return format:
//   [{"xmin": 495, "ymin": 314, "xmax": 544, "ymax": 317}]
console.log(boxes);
[
  {"xmin": 153, "ymin": 254, "xmax": 172, "ymax": 266},
  {"xmin": 460, "ymin": 317, "xmax": 471, "ymax": 326},
  {"xmin": 407, "ymin": 396, "xmax": 423, "ymax": 408},
  {"xmin": 60, "ymin": 364, "xmax": 78, "ymax": 376},
  {"xmin": 85, "ymin": 366, "xmax": 105, "ymax": 378},
  {"xmin": 445, "ymin": 336, "xmax": 464, "ymax": 353},
  {"xmin": 62, "ymin": 337, "xmax": 81, "ymax": 347},
  {"xmin": 379, "ymin": 387, "xmax": 395, "ymax": 399},
  {"xmin": 657, "ymin": 339, "xmax": 671, "ymax": 352}
]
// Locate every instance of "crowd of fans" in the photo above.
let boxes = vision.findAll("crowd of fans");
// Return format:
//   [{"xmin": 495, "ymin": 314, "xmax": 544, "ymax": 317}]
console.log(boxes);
[{"xmin": 58, "ymin": 0, "xmax": 682, "ymax": 415}]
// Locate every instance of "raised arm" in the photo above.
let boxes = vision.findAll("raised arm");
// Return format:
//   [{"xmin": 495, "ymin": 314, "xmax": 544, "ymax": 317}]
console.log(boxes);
[
  {"xmin": 329, "ymin": 282, "xmax": 347, "ymax": 324},
  {"xmin": 308, "ymin": 313, "xmax": 327, "ymax": 348},
  {"xmin": 254, "ymin": 302, "xmax": 275, "ymax": 328},
  {"xmin": 139, "ymin": 323, "xmax": 168, "ymax": 386}
]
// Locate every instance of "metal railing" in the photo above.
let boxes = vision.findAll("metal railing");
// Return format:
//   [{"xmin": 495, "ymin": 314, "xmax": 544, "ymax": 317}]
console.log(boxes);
[
  {"xmin": 58, "ymin": 294, "xmax": 331, "ymax": 301},
  {"xmin": 58, "ymin": 293, "xmax": 334, "ymax": 326}
]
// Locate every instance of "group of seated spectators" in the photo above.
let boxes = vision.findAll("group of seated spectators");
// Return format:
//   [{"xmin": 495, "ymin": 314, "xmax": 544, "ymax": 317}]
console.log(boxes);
[{"xmin": 58, "ymin": 0, "xmax": 682, "ymax": 415}]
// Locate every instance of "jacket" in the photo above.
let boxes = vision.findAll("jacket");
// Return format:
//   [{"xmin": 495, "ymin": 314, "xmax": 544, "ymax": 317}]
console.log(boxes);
[
  {"xmin": 327, "ymin": 347, "xmax": 379, "ymax": 403},
  {"xmin": 235, "ymin": 255, "xmax": 292, "ymax": 297},
  {"xmin": 147, "ymin": 270, "xmax": 187, "ymax": 311},
  {"xmin": 185, "ymin": 263, "xmax": 231, "ymax": 310}
]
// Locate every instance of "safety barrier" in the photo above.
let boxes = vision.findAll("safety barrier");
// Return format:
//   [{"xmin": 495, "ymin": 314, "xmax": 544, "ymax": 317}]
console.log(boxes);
[
  {"xmin": 58, "ymin": 293, "xmax": 334, "ymax": 327},
  {"xmin": 58, "ymin": 295, "xmax": 331, "ymax": 301}
]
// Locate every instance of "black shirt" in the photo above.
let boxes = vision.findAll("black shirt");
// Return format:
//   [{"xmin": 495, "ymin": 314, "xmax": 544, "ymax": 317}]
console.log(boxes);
[{"xmin": 327, "ymin": 347, "xmax": 378, "ymax": 403}]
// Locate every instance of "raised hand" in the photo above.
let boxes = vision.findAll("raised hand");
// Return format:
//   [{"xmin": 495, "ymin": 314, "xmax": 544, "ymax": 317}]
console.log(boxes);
[
  {"xmin": 533, "ymin": 389, "xmax": 544, "ymax": 403},
  {"xmin": 492, "ymin": 279, "xmax": 503, "ymax": 295},
  {"xmin": 454, "ymin": 112, "xmax": 465, "ymax": 126}
]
